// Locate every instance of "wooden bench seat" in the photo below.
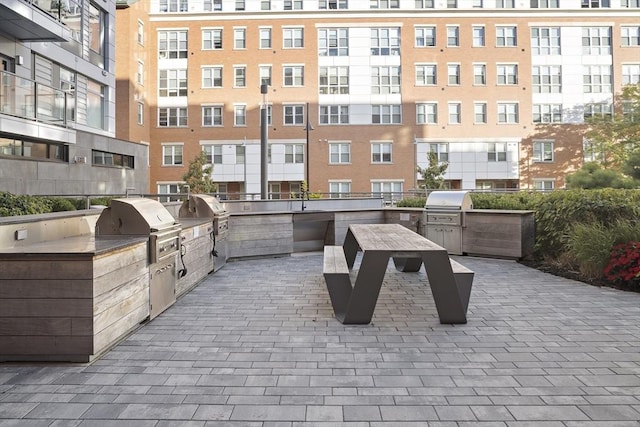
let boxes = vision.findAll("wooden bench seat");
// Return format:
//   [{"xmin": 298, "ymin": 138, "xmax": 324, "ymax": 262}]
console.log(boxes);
[{"xmin": 322, "ymin": 245, "xmax": 353, "ymax": 319}]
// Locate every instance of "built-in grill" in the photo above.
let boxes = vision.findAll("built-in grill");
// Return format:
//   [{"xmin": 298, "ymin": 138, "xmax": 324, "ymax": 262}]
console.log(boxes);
[
  {"xmin": 96, "ymin": 198, "xmax": 181, "ymax": 320},
  {"xmin": 178, "ymin": 194, "xmax": 229, "ymax": 272},
  {"xmin": 424, "ymin": 190, "xmax": 473, "ymax": 255}
]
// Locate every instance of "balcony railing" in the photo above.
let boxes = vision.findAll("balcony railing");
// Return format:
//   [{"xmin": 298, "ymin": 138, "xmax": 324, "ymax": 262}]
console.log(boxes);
[{"xmin": 0, "ymin": 70, "xmax": 68, "ymax": 126}]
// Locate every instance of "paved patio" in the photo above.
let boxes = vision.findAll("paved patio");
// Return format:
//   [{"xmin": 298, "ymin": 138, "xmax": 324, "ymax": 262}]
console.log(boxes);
[{"xmin": 1, "ymin": 253, "xmax": 640, "ymax": 426}]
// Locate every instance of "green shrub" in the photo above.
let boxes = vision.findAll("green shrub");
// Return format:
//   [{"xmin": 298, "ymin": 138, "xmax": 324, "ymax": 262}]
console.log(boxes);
[
  {"xmin": 469, "ymin": 192, "xmax": 543, "ymax": 210},
  {"xmin": 0, "ymin": 192, "xmax": 53, "ymax": 217},
  {"xmin": 568, "ymin": 222, "xmax": 618, "ymax": 279},
  {"xmin": 396, "ymin": 197, "xmax": 426, "ymax": 208},
  {"xmin": 49, "ymin": 198, "xmax": 77, "ymax": 212}
]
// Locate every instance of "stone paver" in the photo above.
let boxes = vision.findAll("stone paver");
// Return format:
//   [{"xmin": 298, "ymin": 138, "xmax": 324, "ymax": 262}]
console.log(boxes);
[{"xmin": 1, "ymin": 253, "xmax": 640, "ymax": 425}]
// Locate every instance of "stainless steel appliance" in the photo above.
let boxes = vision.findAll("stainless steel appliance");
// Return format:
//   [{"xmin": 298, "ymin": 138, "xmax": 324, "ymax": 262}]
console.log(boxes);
[
  {"xmin": 96, "ymin": 198, "xmax": 181, "ymax": 320},
  {"xmin": 178, "ymin": 194, "xmax": 229, "ymax": 272},
  {"xmin": 424, "ymin": 191, "xmax": 473, "ymax": 255}
]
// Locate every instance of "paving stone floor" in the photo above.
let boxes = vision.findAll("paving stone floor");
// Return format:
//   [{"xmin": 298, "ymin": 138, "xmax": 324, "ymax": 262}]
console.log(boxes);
[{"xmin": 1, "ymin": 253, "xmax": 640, "ymax": 426}]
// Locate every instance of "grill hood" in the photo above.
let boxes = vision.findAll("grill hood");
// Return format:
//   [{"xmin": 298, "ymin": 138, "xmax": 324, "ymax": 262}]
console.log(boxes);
[
  {"xmin": 179, "ymin": 194, "xmax": 228, "ymax": 218},
  {"xmin": 425, "ymin": 191, "xmax": 473, "ymax": 210},
  {"xmin": 96, "ymin": 198, "xmax": 178, "ymax": 235}
]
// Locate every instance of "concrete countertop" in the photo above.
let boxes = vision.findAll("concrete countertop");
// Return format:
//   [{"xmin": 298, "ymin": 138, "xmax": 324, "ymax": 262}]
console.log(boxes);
[{"xmin": 0, "ymin": 235, "xmax": 148, "ymax": 257}]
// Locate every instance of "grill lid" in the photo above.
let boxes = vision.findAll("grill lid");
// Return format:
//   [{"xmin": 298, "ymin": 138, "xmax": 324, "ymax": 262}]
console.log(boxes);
[
  {"xmin": 425, "ymin": 191, "xmax": 473, "ymax": 210},
  {"xmin": 179, "ymin": 194, "xmax": 228, "ymax": 219},
  {"xmin": 96, "ymin": 198, "xmax": 178, "ymax": 235}
]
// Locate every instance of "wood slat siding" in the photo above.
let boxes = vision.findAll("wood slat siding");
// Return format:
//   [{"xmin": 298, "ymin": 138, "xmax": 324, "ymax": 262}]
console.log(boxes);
[
  {"xmin": 0, "ymin": 258, "xmax": 93, "ymax": 280},
  {"xmin": 227, "ymin": 214, "xmax": 293, "ymax": 258},
  {"xmin": 462, "ymin": 211, "xmax": 535, "ymax": 259},
  {"xmin": 333, "ymin": 211, "xmax": 385, "ymax": 246}
]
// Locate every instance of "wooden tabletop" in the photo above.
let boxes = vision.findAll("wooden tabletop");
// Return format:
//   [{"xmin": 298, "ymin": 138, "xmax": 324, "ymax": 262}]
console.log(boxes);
[{"xmin": 349, "ymin": 223, "xmax": 445, "ymax": 252}]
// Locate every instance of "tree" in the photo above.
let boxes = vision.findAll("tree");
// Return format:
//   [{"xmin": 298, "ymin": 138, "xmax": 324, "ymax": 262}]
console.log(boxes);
[
  {"xmin": 417, "ymin": 152, "xmax": 448, "ymax": 191},
  {"xmin": 182, "ymin": 151, "xmax": 217, "ymax": 194},
  {"xmin": 565, "ymin": 162, "xmax": 636, "ymax": 189},
  {"xmin": 584, "ymin": 83, "xmax": 640, "ymax": 168}
]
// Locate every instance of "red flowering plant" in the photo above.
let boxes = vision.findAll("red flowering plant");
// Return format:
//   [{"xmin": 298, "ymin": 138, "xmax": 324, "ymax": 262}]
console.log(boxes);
[{"xmin": 603, "ymin": 241, "xmax": 640, "ymax": 291}]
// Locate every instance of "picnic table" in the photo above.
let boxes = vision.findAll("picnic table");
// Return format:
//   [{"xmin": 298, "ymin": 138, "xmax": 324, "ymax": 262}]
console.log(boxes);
[{"xmin": 323, "ymin": 223, "xmax": 473, "ymax": 325}]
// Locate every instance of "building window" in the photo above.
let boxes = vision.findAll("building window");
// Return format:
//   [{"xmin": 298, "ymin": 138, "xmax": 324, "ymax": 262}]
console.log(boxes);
[
  {"xmin": 234, "ymin": 66, "xmax": 246, "ymax": 87},
  {"xmin": 533, "ymin": 104, "xmax": 563, "ymax": 123},
  {"xmin": 370, "ymin": 0, "xmax": 400, "ymax": 8},
  {"xmin": 372, "ymin": 67, "xmax": 400, "ymax": 94},
  {"xmin": 447, "ymin": 64, "xmax": 461, "ymax": 85},
  {"xmin": 158, "ymin": 183, "xmax": 182, "ymax": 202},
  {"xmin": 330, "ymin": 143, "xmax": 350, "ymax": 164},
  {"xmin": 319, "ymin": 28, "xmax": 349, "ymax": 56},
  {"xmin": 533, "ymin": 140, "xmax": 554, "ymax": 162},
  {"xmin": 474, "ymin": 102, "xmax": 487, "ymax": 124},
  {"xmin": 532, "ymin": 66, "xmax": 561, "ymax": 93},
  {"xmin": 372, "ymin": 105, "xmax": 401, "ymax": 124},
  {"xmin": 159, "ymin": 70, "xmax": 187, "ymax": 97},
  {"xmin": 259, "ymin": 28, "xmax": 272, "ymax": 49},
  {"xmin": 235, "ymin": 0, "xmax": 245, "ymax": 10},
  {"xmin": 203, "ymin": 29, "xmax": 223, "ymax": 50},
  {"xmin": 473, "ymin": 64, "xmax": 486, "ymax": 85},
  {"xmin": 283, "ymin": 66, "xmax": 304, "ymax": 86},
  {"xmin": 285, "ymin": 144, "xmax": 304, "ymax": 163},
  {"xmin": 584, "ymin": 103, "xmax": 612, "ymax": 120},
  {"xmin": 496, "ymin": 26, "xmax": 517, "ymax": 46},
  {"xmin": 472, "ymin": 26, "xmax": 485, "ymax": 47},
  {"xmin": 202, "ymin": 67, "xmax": 223, "ymax": 88},
  {"xmin": 429, "ymin": 143, "xmax": 449, "ymax": 162},
  {"xmin": 583, "ymin": 138, "xmax": 604, "ymax": 162},
  {"xmin": 92, "ymin": 150, "xmax": 134, "ymax": 169},
  {"xmin": 234, "ymin": 28, "xmax": 246, "ymax": 49},
  {"xmin": 159, "ymin": 0, "xmax": 188, "ymax": 12},
  {"xmin": 416, "ymin": 103, "xmax": 437, "ymax": 124},
  {"xmin": 86, "ymin": 79, "xmax": 105, "ymax": 130},
  {"xmin": 488, "ymin": 142, "xmax": 507, "ymax": 162},
  {"xmin": 415, "ymin": 0, "xmax": 435, "ymax": 6},
  {"xmin": 530, "ymin": 0, "xmax": 559, "ymax": 7},
  {"xmin": 621, "ymin": 26, "xmax": 640, "ymax": 46},
  {"xmin": 371, "ymin": 28, "xmax": 400, "ymax": 56},
  {"xmin": 372, "ymin": 142, "xmax": 392, "ymax": 163},
  {"xmin": 622, "ymin": 64, "xmax": 640, "ymax": 85},
  {"xmin": 261, "ymin": 0, "xmax": 271, "ymax": 10},
  {"xmin": 497, "ymin": 0, "xmax": 515, "ymax": 7},
  {"xmin": 0, "ymin": 137, "xmax": 68, "ymax": 163},
  {"xmin": 284, "ymin": 104, "xmax": 304, "ymax": 125},
  {"xmin": 447, "ymin": 26, "xmax": 459, "ymax": 47},
  {"xmin": 284, "ymin": 0, "xmax": 303, "ymax": 9},
  {"xmin": 234, "ymin": 104, "xmax": 246, "ymax": 126},
  {"xmin": 583, "ymin": 65, "xmax": 612, "ymax": 93},
  {"xmin": 202, "ymin": 105, "xmax": 223, "ymax": 126},
  {"xmin": 329, "ymin": 181, "xmax": 351, "ymax": 198},
  {"xmin": 416, "ymin": 64, "xmax": 437, "ymax": 86},
  {"xmin": 531, "ymin": 27, "xmax": 560, "ymax": 55},
  {"xmin": 371, "ymin": 181, "xmax": 403, "ymax": 201},
  {"xmin": 497, "ymin": 64, "xmax": 518, "ymax": 85},
  {"xmin": 320, "ymin": 0, "xmax": 348, "ymax": 8},
  {"xmin": 137, "ymin": 61, "xmax": 144, "ymax": 85},
  {"xmin": 283, "ymin": 28, "xmax": 304, "ymax": 48},
  {"xmin": 320, "ymin": 105, "xmax": 349, "ymax": 124},
  {"xmin": 88, "ymin": 3, "xmax": 105, "ymax": 63},
  {"xmin": 320, "ymin": 67, "xmax": 349, "ymax": 94},
  {"xmin": 260, "ymin": 65, "xmax": 272, "ymax": 86},
  {"xmin": 622, "ymin": 0, "xmax": 640, "ymax": 6},
  {"xmin": 415, "ymin": 26, "xmax": 436, "ymax": 47},
  {"xmin": 137, "ymin": 20, "xmax": 144, "ymax": 45},
  {"xmin": 447, "ymin": 0, "xmax": 458, "ymax": 7},
  {"xmin": 235, "ymin": 145, "xmax": 245, "ymax": 164},
  {"xmin": 533, "ymin": 179, "xmax": 554, "ymax": 191},
  {"xmin": 158, "ymin": 107, "xmax": 188, "ymax": 127},
  {"xmin": 497, "ymin": 103, "xmax": 519, "ymax": 124},
  {"xmin": 158, "ymin": 30, "xmax": 187, "ymax": 59},
  {"xmin": 582, "ymin": 27, "xmax": 611, "ymax": 55},
  {"xmin": 137, "ymin": 102, "xmax": 144, "ymax": 125},
  {"xmin": 448, "ymin": 102, "xmax": 461, "ymax": 124},
  {"xmin": 581, "ymin": 0, "xmax": 610, "ymax": 7},
  {"xmin": 202, "ymin": 145, "xmax": 222, "ymax": 164},
  {"xmin": 162, "ymin": 144, "xmax": 183, "ymax": 166}
]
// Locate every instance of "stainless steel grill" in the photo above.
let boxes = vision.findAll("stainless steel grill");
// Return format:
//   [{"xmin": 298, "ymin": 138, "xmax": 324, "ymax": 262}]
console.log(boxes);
[
  {"xmin": 96, "ymin": 198, "xmax": 182, "ymax": 319},
  {"xmin": 179, "ymin": 194, "xmax": 229, "ymax": 272},
  {"xmin": 424, "ymin": 191, "xmax": 473, "ymax": 255}
]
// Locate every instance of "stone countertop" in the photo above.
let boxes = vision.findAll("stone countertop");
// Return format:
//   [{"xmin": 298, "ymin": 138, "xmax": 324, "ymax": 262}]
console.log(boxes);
[{"xmin": 0, "ymin": 235, "xmax": 148, "ymax": 257}]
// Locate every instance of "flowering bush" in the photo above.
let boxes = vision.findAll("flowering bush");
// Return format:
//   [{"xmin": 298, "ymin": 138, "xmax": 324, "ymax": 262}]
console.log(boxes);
[{"xmin": 603, "ymin": 241, "xmax": 640, "ymax": 290}]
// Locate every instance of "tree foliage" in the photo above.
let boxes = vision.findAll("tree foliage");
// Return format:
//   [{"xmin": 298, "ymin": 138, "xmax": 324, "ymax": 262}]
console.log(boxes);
[
  {"xmin": 565, "ymin": 162, "xmax": 637, "ymax": 189},
  {"xmin": 416, "ymin": 152, "xmax": 448, "ymax": 191},
  {"xmin": 182, "ymin": 151, "xmax": 217, "ymax": 194},
  {"xmin": 584, "ymin": 83, "xmax": 640, "ymax": 168}
]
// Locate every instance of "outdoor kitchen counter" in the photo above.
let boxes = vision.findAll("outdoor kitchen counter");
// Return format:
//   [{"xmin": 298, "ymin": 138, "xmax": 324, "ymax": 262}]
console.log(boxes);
[
  {"xmin": 0, "ymin": 234, "xmax": 147, "ymax": 256},
  {"xmin": 0, "ymin": 235, "xmax": 151, "ymax": 363}
]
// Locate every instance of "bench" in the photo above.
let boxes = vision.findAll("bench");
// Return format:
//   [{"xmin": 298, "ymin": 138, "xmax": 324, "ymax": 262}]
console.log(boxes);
[
  {"xmin": 450, "ymin": 258, "xmax": 474, "ymax": 313},
  {"xmin": 322, "ymin": 245, "xmax": 353, "ymax": 318}
]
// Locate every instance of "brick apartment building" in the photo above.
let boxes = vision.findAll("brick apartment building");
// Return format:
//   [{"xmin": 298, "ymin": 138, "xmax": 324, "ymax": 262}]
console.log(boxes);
[{"xmin": 115, "ymin": 0, "xmax": 640, "ymax": 200}]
